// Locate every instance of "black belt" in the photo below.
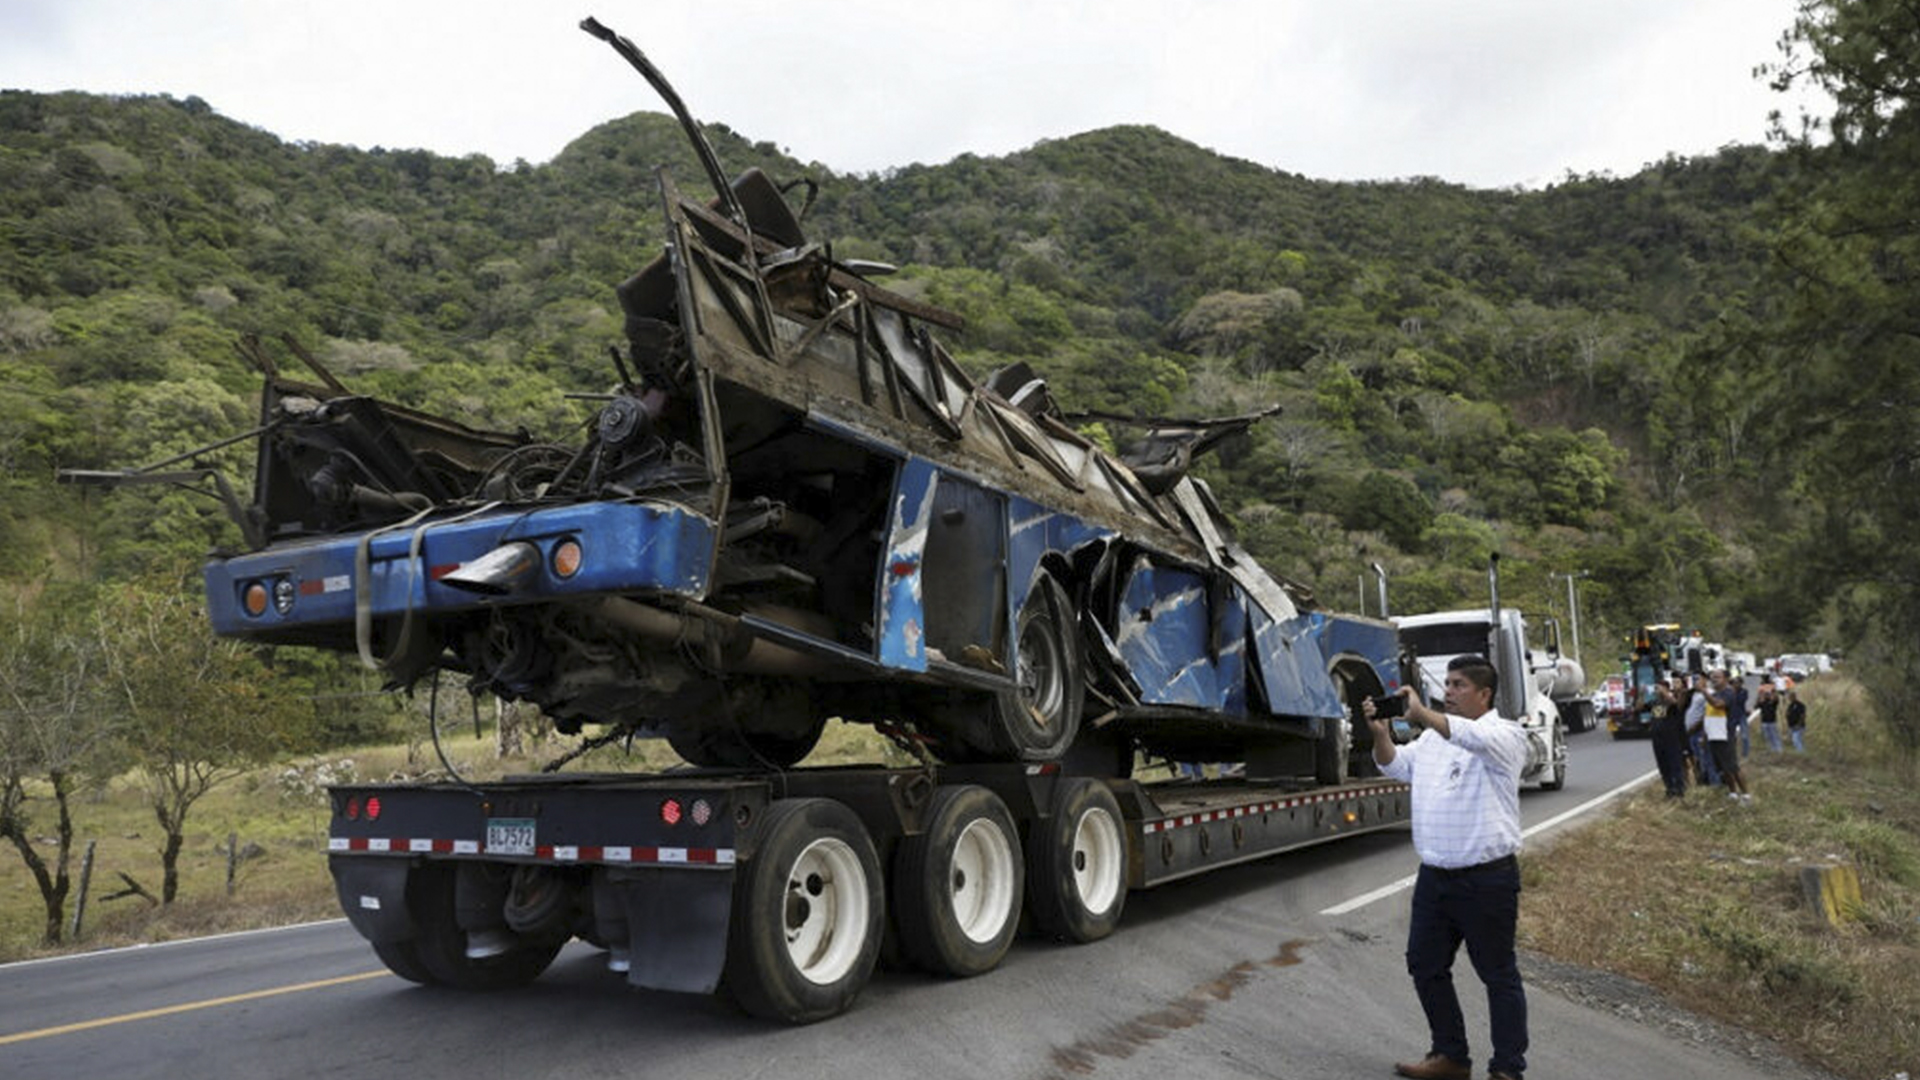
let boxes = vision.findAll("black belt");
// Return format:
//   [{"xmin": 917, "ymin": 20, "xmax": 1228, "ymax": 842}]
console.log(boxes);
[{"xmin": 1425, "ymin": 854, "xmax": 1517, "ymax": 878}]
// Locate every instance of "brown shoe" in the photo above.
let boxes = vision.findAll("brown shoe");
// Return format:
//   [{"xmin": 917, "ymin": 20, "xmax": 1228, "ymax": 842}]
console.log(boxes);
[{"xmin": 1393, "ymin": 1054, "xmax": 1470, "ymax": 1080}]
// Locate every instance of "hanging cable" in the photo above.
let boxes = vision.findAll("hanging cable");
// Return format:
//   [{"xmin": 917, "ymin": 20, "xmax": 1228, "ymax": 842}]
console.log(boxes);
[{"xmin": 428, "ymin": 670, "xmax": 485, "ymax": 797}]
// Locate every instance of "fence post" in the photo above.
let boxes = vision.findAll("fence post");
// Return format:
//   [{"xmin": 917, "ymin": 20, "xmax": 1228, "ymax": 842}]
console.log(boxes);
[
  {"xmin": 70, "ymin": 839, "xmax": 96, "ymax": 940},
  {"xmin": 227, "ymin": 830, "xmax": 238, "ymax": 896}
]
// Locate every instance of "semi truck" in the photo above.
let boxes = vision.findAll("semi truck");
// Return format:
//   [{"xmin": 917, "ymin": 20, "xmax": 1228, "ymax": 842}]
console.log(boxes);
[
  {"xmin": 1388, "ymin": 559, "xmax": 1569, "ymax": 791},
  {"xmin": 64, "ymin": 20, "xmax": 1420, "ymax": 1021}
]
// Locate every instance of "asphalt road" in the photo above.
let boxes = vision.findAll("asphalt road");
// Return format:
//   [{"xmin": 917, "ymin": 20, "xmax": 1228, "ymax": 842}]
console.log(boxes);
[{"xmin": 0, "ymin": 730, "xmax": 1838, "ymax": 1080}]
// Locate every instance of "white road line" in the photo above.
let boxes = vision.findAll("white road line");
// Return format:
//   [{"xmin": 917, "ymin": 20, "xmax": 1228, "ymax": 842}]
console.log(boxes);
[
  {"xmin": 1318, "ymin": 769, "xmax": 1659, "ymax": 916},
  {"xmin": 0, "ymin": 918, "xmax": 349, "ymax": 971}
]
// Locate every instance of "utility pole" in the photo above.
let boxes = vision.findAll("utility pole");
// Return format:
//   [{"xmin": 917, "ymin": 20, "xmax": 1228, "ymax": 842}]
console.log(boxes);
[{"xmin": 1551, "ymin": 570, "xmax": 1589, "ymax": 665}]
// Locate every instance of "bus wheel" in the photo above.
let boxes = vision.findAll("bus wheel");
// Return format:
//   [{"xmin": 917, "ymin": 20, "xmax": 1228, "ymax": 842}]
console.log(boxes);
[{"xmin": 992, "ymin": 575, "xmax": 1082, "ymax": 761}]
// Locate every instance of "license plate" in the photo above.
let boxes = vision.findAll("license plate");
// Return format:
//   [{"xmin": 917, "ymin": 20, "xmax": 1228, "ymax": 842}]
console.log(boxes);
[{"xmin": 486, "ymin": 817, "xmax": 536, "ymax": 856}]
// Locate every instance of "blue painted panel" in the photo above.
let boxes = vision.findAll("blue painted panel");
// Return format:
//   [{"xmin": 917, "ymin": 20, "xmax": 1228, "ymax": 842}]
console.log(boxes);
[
  {"xmin": 1113, "ymin": 559, "xmax": 1225, "ymax": 710},
  {"xmin": 1212, "ymin": 586, "xmax": 1251, "ymax": 716},
  {"xmin": 875, "ymin": 458, "xmax": 938, "ymax": 671},
  {"xmin": 1248, "ymin": 605, "xmax": 1345, "ymax": 719},
  {"xmin": 205, "ymin": 501, "xmax": 717, "ymax": 637},
  {"xmin": 1315, "ymin": 613, "xmax": 1404, "ymax": 693},
  {"xmin": 1005, "ymin": 495, "xmax": 1113, "ymax": 600}
]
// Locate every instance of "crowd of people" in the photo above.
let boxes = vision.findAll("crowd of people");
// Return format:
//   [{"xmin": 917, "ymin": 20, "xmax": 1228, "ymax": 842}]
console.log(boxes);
[{"xmin": 1648, "ymin": 666, "xmax": 1806, "ymax": 801}]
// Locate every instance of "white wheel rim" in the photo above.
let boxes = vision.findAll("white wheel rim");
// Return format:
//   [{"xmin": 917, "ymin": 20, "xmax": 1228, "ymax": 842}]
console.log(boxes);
[
  {"xmin": 782, "ymin": 836, "xmax": 869, "ymax": 985},
  {"xmin": 949, "ymin": 817, "xmax": 1017, "ymax": 945},
  {"xmin": 1070, "ymin": 806, "xmax": 1124, "ymax": 916}
]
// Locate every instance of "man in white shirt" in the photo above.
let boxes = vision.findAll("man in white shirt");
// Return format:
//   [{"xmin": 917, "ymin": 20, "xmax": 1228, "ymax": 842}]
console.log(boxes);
[{"xmin": 1364, "ymin": 655, "xmax": 1531, "ymax": 1080}]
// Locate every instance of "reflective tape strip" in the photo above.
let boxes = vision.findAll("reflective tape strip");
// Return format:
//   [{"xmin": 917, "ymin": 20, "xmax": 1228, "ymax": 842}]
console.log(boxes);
[
  {"xmin": 328, "ymin": 836, "xmax": 734, "ymax": 866},
  {"xmin": 1141, "ymin": 784, "xmax": 1407, "ymax": 834}
]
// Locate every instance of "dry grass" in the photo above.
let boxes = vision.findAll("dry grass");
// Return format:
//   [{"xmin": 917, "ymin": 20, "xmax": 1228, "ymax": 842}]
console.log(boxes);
[
  {"xmin": 1519, "ymin": 675, "xmax": 1920, "ymax": 1080},
  {"xmin": 0, "ymin": 716, "xmax": 910, "ymax": 964}
]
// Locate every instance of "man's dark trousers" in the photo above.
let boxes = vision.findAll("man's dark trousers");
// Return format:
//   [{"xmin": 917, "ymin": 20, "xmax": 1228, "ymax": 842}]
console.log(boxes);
[{"xmin": 1406, "ymin": 858, "xmax": 1528, "ymax": 1077}]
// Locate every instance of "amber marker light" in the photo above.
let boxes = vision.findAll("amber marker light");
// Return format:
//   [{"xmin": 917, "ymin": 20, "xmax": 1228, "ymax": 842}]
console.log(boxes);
[
  {"xmin": 551, "ymin": 538, "xmax": 583, "ymax": 579},
  {"xmin": 243, "ymin": 581, "xmax": 270, "ymax": 617}
]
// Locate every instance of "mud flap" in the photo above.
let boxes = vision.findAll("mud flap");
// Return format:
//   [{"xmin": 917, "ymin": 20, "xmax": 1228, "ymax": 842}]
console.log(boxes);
[
  {"xmin": 609, "ymin": 867, "xmax": 734, "ymax": 994},
  {"xmin": 330, "ymin": 856, "xmax": 416, "ymax": 944}
]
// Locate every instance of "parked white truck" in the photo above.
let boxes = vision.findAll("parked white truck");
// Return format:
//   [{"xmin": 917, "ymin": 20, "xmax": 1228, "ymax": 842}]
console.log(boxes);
[{"xmin": 1390, "ymin": 559, "xmax": 1568, "ymax": 791}]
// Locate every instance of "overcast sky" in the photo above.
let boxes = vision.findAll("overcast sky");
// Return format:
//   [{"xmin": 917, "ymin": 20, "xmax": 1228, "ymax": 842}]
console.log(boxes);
[{"xmin": 2, "ymin": 0, "xmax": 1828, "ymax": 189}]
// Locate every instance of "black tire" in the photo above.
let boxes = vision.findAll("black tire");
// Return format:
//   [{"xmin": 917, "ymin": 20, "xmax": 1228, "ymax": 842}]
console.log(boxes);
[
  {"xmin": 407, "ymin": 862, "xmax": 564, "ymax": 991},
  {"xmin": 893, "ymin": 785, "xmax": 1024, "ymax": 977},
  {"xmin": 723, "ymin": 799, "xmax": 884, "ymax": 1023},
  {"xmin": 1026, "ymin": 778, "xmax": 1127, "ymax": 943},
  {"xmin": 993, "ymin": 575, "xmax": 1084, "ymax": 761},
  {"xmin": 371, "ymin": 938, "xmax": 437, "ymax": 985}
]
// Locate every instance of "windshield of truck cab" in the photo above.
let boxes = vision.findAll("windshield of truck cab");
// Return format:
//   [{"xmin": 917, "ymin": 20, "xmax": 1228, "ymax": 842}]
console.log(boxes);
[{"xmin": 1399, "ymin": 622, "xmax": 1492, "ymax": 658}]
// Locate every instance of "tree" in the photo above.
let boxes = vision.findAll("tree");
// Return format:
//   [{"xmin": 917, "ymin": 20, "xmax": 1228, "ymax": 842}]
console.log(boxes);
[
  {"xmin": 1340, "ymin": 471, "xmax": 1434, "ymax": 551},
  {"xmin": 95, "ymin": 576, "xmax": 309, "ymax": 903},
  {"xmin": 1759, "ymin": 0, "xmax": 1920, "ymax": 760},
  {"xmin": 0, "ymin": 587, "xmax": 115, "ymax": 943}
]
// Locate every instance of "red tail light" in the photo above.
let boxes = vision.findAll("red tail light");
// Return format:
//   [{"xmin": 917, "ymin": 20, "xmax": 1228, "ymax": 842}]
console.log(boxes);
[
  {"xmin": 345, "ymin": 796, "xmax": 361, "ymax": 820},
  {"xmin": 660, "ymin": 798, "xmax": 682, "ymax": 826},
  {"xmin": 365, "ymin": 796, "xmax": 382, "ymax": 821}
]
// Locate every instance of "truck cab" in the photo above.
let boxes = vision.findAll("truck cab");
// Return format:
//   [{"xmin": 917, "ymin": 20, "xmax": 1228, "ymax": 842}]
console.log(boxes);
[{"xmin": 1391, "ymin": 608, "xmax": 1567, "ymax": 791}]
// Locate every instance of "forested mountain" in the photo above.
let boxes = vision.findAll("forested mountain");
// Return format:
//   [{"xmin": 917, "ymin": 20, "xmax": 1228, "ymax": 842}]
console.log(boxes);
[{"xmin": 0, "ymin": 14, "xmax": 1879, "ymax": 684}]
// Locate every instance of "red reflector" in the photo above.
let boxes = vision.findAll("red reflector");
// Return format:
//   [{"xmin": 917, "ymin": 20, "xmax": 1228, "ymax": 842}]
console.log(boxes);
[
  {"xmin": 365, "ymin": 797, "xmax": 382, "ymax": 821},
  {"xmin": 889, "ymin": 559, "xmax": 917, "ymax": 577},
  {"xmin": 345, "ymin": 796, "xmax": 361, "ymax": 820},
  {"xmin": 299, "ymin": 579, "xmax": 326, "ymax": 596},
  {"xmin": 428, "ymin": 563, "xmax": 461, "ymax": 581},
  {"xmin": 660, "ymin": 798, "xmax": 683, "ymax": 826}
]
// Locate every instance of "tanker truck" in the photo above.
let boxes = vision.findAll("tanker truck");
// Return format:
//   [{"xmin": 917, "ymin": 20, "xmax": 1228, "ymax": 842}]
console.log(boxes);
[
  {"xmin": 63, "ymin": 18, "xmax": 1416, "ymax": 1022},
  {"xmin": 1537, "ymin": 617, "xmax": 1595, "ymax": 734}
]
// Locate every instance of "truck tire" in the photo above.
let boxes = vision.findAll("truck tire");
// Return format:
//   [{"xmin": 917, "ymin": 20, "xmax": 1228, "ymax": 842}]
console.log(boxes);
[
  {"xmin": 371, "ymin": 938, "xmax": 437, "ymax": 985},
  {"xmin": 1025, "ymin": 778, "xmax": 1127, "ymax": 943},
  {"xmin": 406, "ymin": 862, "xmax": 564, "ymax": 991},
  {"xmin": 723, "ymin": 798, "xmax": 884, "ymax": 1023},
  {"xmin": 893, "ymin": 785, "xmax": 1023, "ymax": 978}
]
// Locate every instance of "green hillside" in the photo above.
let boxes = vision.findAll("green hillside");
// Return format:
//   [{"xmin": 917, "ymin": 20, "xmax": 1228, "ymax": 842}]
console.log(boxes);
[{"xmin": 0, "ymin": 0, "xmax": 1913, "ymax": 744}]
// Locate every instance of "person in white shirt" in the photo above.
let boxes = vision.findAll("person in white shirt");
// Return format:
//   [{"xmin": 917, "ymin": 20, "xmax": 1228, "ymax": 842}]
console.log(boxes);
[
  {"xmin": 1705, "ymin": 669, "xmax": 1751, "ymax": 801},
  {"xmin": 1363, "ymin": 654, "xmax": 1531, "ymax": 1080}
]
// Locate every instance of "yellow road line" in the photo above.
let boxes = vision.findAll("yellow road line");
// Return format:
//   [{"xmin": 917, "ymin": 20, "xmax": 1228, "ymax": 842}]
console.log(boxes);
[{"xmin": 0, "ymin": 970, "xmax": 390, "ymax": 1046}]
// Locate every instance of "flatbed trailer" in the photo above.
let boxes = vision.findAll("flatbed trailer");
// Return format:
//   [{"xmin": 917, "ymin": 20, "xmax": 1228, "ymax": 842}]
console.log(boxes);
[{"xmin": 327, "ymin": 762, "xmax": 1409, "ymax": 1022}]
